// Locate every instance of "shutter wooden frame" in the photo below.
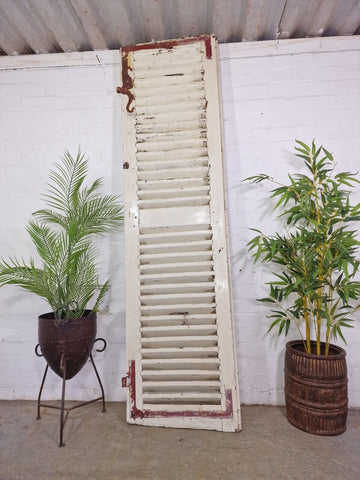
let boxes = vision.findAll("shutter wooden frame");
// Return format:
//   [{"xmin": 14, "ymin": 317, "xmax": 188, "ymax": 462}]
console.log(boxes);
[{"xmin": 119, "ymin": 35, "xmax": 241, "ymax": 432}]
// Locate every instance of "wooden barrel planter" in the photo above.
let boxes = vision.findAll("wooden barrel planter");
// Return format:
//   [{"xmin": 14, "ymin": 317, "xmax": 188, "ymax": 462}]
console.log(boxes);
[
  {"xmin": 284, "ymin": 340, "xmax": 348, "ymax": 436},
  {"xmin": 38, "ymin": 310, "xmax": 97, "ymax": 380}
]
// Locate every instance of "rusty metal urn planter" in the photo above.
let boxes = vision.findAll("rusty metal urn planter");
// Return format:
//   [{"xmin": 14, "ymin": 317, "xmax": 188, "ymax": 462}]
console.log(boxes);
[
  {"xmin": 285, "ymin": 340, "xmax": 348, "ymax": 436},
  {"xmin": 35, "ymin": 311, "xmax": 107, "ymax": 447},
  {"xmin": 38, "ymin": 310, "xmax": 97, "ymax": 379}
]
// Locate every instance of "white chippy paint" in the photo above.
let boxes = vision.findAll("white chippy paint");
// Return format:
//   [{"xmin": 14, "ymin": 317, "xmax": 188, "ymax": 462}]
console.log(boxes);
[
  {"xmin": 121, "ymin": 36, "xmax": 241, "ymax": 432},
  {"xmin": 0, "ymin": 36, "xmax": 359, "ymax": 407}
]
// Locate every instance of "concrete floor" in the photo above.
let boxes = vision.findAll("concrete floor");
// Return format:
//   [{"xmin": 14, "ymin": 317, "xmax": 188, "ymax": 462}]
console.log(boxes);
[{"xmin": 0, "ymin": 401, "xmax": 359, "ymax": 480}]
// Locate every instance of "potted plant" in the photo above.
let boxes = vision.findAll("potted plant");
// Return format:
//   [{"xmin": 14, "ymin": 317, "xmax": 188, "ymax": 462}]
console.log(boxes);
[
  {"xmin": 0, "ymin": 148, "xmax": 123, "ymax": 393},
  {"xmin": 244, "ymin": 140, "xmax": 360, "ymax": 435}
]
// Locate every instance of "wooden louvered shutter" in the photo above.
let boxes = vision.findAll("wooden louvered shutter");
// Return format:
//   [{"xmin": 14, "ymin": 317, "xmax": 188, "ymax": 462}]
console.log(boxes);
[{"xmin": 119, "ymin": 35, "xmax": 241, "ymax": 432}]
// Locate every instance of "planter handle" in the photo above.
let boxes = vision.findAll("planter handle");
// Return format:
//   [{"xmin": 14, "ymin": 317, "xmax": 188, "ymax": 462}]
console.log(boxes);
[
  {"xmin": 35, "ymin": 343, "xmax": 43, "ymax": 357},
  {"xmin": 94, "ymin": 337, "xmax": 107, "ymax": 352}
]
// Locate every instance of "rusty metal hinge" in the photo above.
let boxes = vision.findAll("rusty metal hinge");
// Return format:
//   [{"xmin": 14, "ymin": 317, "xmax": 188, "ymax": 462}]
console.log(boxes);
[
  {"xmin": 122, "ymin": 374, "xmax": 130, "ymax": 388},
  {"xmin": 116, "ymin": 51, "xmax": 135, "ymax": 113}
]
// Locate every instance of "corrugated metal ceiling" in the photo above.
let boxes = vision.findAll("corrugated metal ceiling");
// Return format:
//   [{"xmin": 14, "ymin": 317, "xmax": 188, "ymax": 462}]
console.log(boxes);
[{"xmin": 0, "ymin": 0, "xmax": 359, "ymax": 56}]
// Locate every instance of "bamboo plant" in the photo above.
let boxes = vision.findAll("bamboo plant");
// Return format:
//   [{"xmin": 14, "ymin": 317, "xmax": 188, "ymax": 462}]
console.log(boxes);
[
  {"xmin": 0, "ymin": 149, "xmax": 123, "ymax": 325},
  {"xmin": 245, "ymin": 140, "xmax": 360, "ymax": 355}
]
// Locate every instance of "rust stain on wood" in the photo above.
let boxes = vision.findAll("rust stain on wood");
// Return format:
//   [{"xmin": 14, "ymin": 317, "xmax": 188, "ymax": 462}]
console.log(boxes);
[{"xmin": 126, "ymin": 360, "xmax": 233, "ymax": 419}]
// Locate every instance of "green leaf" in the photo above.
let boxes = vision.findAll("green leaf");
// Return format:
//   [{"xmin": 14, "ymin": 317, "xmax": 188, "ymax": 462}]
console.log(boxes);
[
  {"xmin": 338, "ymin": 320, "xmax": 354, "ymax": 328},
  {"xmin": 313, "ymin": 146, "xmax": 322, "ymax": 162},
  {"xmin": 267, "ymin": 317, "xmax": 282, "ymax": 332},
  {"xmin": 295, "ymin": 153, "xmax": 311, "ymax": 162},
  {"xmin": 285, "ymin": 318, "xmax": 291, "ymax": 335},
  {"xmin": 258, "ymin": 297, "xmax": 276, "ymax": 304},
  {"xmin": 243, "ymin": 174, "xmax": 272, "ymax": 184},
  {"xmin": 335, "ymin": 326, "xmax": 347, "ymax": 344},
  {"xmin": 322, "ymin": 146, "xmax": 334, "ymax": 161},
  {"xmin": 278, "ymin": 319, "xmax": 286, "ymax": 335},
  {"xmin": 295, "ymin": 139, "xmax": 310, "ymax": 152}
]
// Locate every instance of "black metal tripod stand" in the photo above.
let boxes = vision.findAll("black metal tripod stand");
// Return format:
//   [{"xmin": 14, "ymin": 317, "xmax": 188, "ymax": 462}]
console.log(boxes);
[{"xmin": 35, "ymin": 338, "xmax": 107, "ymax": 447}]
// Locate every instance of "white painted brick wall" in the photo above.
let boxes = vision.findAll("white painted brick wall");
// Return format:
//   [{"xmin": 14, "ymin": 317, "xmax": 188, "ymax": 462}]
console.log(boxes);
[
  {"xmin": 221, "ymin": 36, "xmax": 360, "ymax": 407},
  {"xmin": 0, "ymin": 37, "xmax": 359, "ymax": 406}
]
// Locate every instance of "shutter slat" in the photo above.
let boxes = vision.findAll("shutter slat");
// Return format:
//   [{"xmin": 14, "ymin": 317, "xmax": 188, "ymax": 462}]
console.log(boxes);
[
  {"xmin": 136, "ymin": 150, "xmax": 208, "ymax": 163},
  {"xmin": 136, "ymin": 119, "xmax": 206, "ymax": 134},
  {"xmin": 140, "ymin": 273, "xmax": 215, "ymax": 285},
  {"xmin": 142, "ymin": 381, "xmax": 221, "ymax": 392},
  {"xmin": 140, "ymin": 251, "xmax": 212, "ymax": 264},
  {"xmin": 141, "ymin": 325, "xmax": 217, "ymax": 337},
  {"xmin": 134, "ymin": 49, "xmax": 202, "ymax": 67},
  {"xmin": 140, "ymin": 292, "xmax": 215, "ymax": 306},
  {"xmin": 140, "ymin": 241, "xmax": 212, "ymax": 253},
  {"xmin": 140, "ymin": 335, "xmax": 218, "ymax": 348},
  {"xmin": 142, "ymin": 370, "xmax": 220, "ymax": 380},
  {"xmin": 140, "ymin": 347, "xmax": 219, "ymax": 359},
  {"xmin": 140, "ymin": 224, "xmax": 210, "ymax": 234},
  {"xmin": 138, "ymin": 186, "xmax": 210, "ymax": 200},
  {"xmin": 140, "ymin": 314, "xmax": 217, "ymax": 326},
  {"xmin": 134, "ymin": 61, "xmax": 203, "ymax": 77},
  {"xmin": 133, "ymin": 41, "xmax": 202, "ymax": 60},
  {"xmin": 140, "ymin": 228, "xmax": 212, "ymax": 241},
  {"xmin": 136, "ymin": 110, "xmax": 206, "ymax": 125},
  {"xmin": 137, "ymin": 158, "xmax": 207, "ymax": 169},
  {"xmin": 134, "ymin": 73, "xmax": 203, "ymax": 88},
  {"xmin": 141, "ymin": 361, "xmax": 219, "ymax": 371},
  {"xmin": 136, "ymin": 128, "xmax": 206, "ymax": 142},
  {"xmin": 135, "ymin": 90, "xmax": 205, "ymax": 108},
  {"xmin": 135, "ymin": 98, "xmax": 206, "ymax": 116},
  {"xmin": 142, "ymin": 392, "xmax": 221, "ymax": 403},
  {"xmin": 138, "ymin": 177, "xmax": 208, "ymax": 189},
  {"xmin": 138, "ymin": 196, "xmax": 210, "ymax": 209},
  {"xmin": 140, "ymin": 304, "xmax": 216, "ymax": 316},
  {"xmin": 140, "ymin": 281, "xmax": 214, "ymax": 294},
  {"xmin": 139, "ymin": 262, "xmax": 213, "ymax": 274}
]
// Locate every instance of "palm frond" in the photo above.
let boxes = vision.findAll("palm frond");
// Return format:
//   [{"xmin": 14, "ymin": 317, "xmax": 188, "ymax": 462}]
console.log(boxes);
[
  {"xmin": 32, "ymin": 209, "xmax": 67, "ymax": 229},
  {"xmin": 91, "ymin": 279, "xmax": 111, "ymax": 314},
  {"xmin": 43, "ymin": 148, "xmax": 88, "ymax": 214},
  {"xmin": 0, "ymin": 258, "xmax": 57, "ymax": 308},
  {"xmin": 0, "ymin": 148, "xmax": 123, "ymax": 320}
]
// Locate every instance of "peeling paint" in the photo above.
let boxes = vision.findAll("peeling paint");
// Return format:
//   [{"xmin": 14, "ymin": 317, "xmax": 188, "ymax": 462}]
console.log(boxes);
[
  {"xmin": 126, "ymin": 361, "xmax": 233, "ymax": 419},
  {"xmin": 122, "ymin": 35, "xmax": 213, "ymax": 60}
]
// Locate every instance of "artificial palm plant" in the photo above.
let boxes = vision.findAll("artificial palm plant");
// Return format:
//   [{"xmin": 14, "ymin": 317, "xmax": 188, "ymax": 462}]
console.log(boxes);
[
  {"xmin": 245, "ymin": 140, "xmax": 360, "ymax": 356},
  {"xmin": 0, "ymin": 149, "xmax": 123, "ymax": 325}
]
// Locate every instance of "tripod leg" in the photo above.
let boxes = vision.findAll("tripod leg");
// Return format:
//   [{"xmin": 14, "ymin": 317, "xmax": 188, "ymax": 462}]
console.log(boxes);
[
  {"xmin": 36, "ymin": 364, "xmax": 49, "ymax": 420},
  {"xmin": 59, "ymin": 354, "xmax": 66, "ymax": 447},
  {"xmin": 90, "ymin": 353, "xmax": 106, "ymax": 413}
]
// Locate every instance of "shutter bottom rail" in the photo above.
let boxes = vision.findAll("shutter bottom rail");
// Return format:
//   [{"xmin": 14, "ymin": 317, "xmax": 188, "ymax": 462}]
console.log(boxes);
[{"xmin": 125, "ymin": 360, "xmax": 234, "ymax": 419}]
